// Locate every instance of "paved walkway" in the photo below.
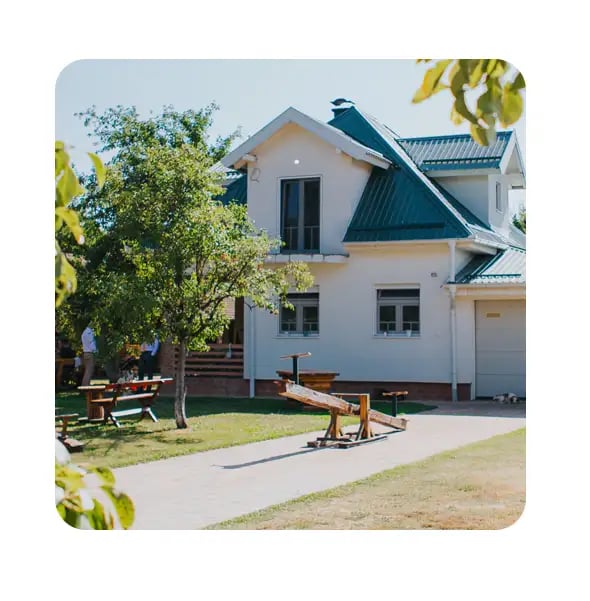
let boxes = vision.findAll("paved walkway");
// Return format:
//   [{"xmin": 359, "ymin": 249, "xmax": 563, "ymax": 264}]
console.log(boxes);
[{"xmin": 113, "ymin": 402, "xmax": 525, "ymax": 529}]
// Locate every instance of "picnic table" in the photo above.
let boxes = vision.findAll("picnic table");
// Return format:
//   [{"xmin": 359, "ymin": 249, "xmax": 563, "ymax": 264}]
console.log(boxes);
[
  {"xmin": 78, "ymin": 377, "xmax": 173, "ymax": 427},
  {"xmin": 275, "ymin": 370, "xmax": 339, "ymax": 394},
  {"xmin": 55, "ymin": 357, "xmax": 76, "ymax": 387}
]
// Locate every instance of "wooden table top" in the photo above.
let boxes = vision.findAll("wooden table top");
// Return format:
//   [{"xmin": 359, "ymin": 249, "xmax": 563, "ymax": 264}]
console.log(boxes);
[
  {"xmin": 276, "ymin": 370, "xmax": 340, "ymax": 377},
  {"xmin": 78, "ymin": 377, "xmax": 173, "ymax": 391}
]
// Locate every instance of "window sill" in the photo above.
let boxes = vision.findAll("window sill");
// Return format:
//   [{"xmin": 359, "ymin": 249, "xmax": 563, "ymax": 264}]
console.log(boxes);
[
  {"xmin": 266, "ymin": 253, "xmax": 348, "ymax": 264},
  {"xmin": 374, "ymin": 333, "xmax": 420, "ymax": 339},
  {"xmin": 276, "ymin": 334, "xmax": 320, "ymax": 339}
]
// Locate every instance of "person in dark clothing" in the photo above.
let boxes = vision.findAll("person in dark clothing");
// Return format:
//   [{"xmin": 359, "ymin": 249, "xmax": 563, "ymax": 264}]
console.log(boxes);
[
  {"xmin": 138, "ymin": 337, "xmax": 159, "ymax": 380},
  {"xmin": 58, "ymin": 339, "xmax": 79, "ymax": 386}
]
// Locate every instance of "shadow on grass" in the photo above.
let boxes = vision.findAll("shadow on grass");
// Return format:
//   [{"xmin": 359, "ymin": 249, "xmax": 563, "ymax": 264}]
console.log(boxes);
[
  {"xmin": 57, "ymin": 393, "xmax": 435, "ymax": 419},
  {"xmin": 56, "ymin": 393, "xmax": 436, "ymax": 450}
]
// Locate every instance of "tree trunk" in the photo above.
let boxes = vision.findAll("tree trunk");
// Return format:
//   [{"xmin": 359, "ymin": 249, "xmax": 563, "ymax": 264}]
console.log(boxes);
[{"xmin": 174, "ymin": 339, "xmax": 189, "ymax": 429}]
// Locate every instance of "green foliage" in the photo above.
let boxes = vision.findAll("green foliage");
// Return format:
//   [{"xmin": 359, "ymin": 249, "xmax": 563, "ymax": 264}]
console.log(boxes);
[
  {"xmin": 512, "ymin": 206, "xmax": 526, "ymax": 233},
  {"xmin": 55, "ymin": 440, "xmax": 135, "ymax": 529},
  {"xmin": 413, "ymin": 59, "xmax": 525, "ymax": 146},
  {"xmin": 62, "ymin": 105, "xmax": 313, "ymax": 427},
  {"xmin": 55, "ymin": 142, "xmax": 106, "ymax": 307},
  {"xmin": 55, "ymin": 144, "xmax": 134, "ymax": 530}
]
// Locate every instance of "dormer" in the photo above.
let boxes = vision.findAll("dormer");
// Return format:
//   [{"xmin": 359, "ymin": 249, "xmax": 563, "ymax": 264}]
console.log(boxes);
[
  {"xmin": 221, "ymin": 107, "xmax": 390, "ymax": 259},
  {"xmin": 397, "ymin": 131, "xmax": 525, "ymax": 234}
]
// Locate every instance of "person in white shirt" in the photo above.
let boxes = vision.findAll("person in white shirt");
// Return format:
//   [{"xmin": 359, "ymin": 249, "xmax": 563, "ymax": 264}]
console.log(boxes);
[
  {"xmin": 81, "ymin": 325, "xmax": 97, "ymax": 386},
  {"xmin": 138, "ymin": 337, "xmax": 159, "ymax": 380}
]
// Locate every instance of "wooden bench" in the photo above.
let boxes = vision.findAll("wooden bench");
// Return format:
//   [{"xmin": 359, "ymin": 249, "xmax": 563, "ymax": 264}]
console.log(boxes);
[
  {"xmin": 381, "ymin": 390, "xmax": 409, "ymax": 417},
  {"xmin": 55, "ymin": 413, "xmax": 85, "ymax": 452},
  {"xmin": 78, "ymin": 378, "xmax": 173, "ymax": 428}
]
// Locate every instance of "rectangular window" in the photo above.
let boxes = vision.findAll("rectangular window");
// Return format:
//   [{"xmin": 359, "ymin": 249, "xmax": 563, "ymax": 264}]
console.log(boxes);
[
  {"xmin": 280, "ymin": 293, "xmax": 319, "ymax": 335},
  {"xmin": 495, "ymin": 181, "xmax": 502, "ymax": 212},
  {"xmin": 280, "ymin": 178, "xmax": 320, "ymax": 252},
  {"xmin": 377, "ymin": 289, "xmax": 420, "ymax": 335}
]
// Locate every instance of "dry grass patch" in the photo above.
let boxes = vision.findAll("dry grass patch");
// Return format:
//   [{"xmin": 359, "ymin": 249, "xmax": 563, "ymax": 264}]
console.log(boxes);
[{"xmin": 209, "ymin": 428, "xmax": 525, "ymax": 530}]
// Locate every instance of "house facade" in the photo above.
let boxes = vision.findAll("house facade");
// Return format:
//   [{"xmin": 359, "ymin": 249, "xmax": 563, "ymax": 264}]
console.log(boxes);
[{"xmin": 207, "ymin": 101, "xmax": 526, "ymax": 401}]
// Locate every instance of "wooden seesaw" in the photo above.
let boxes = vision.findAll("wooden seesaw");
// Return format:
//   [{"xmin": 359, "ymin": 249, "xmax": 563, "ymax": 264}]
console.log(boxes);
[{"xmin": 275, "ymin": 379, "xmax": 408, "ymax": 449}]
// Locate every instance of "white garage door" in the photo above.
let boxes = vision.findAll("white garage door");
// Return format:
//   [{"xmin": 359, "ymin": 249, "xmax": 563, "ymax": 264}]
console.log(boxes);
[{"xmin": 475, "ymin": 300, "xmax": 526, "ymax": 398}]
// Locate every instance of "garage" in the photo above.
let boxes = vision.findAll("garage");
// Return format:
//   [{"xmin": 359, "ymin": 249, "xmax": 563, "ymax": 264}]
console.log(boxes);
[{"xmin": 475, "ymin": 300, "xmax": 526, "ymax": 398}]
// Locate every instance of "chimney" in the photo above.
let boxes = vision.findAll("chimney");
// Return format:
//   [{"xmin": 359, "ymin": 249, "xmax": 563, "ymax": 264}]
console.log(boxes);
[{"xmin": 330, "ymin": 98, "xmax": 354, "ymax": 119}]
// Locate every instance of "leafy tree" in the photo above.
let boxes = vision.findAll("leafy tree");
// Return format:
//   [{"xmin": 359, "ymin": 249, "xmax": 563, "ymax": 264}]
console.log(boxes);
[
  {"xmin": 413, "ymin": 59, "xmax": 525, "ymax": 146},
  {"xmin": 68, "ymin": 105, "xmax": 313, "ymax": 428},
  {"xmin": 512, "ymin": 206, "xmax": 526, "ymax": 233}
]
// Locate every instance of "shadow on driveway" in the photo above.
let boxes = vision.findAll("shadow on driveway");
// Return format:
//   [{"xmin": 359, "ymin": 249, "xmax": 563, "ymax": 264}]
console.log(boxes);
[{"xmin": 419, "ymin": 400, "xmax": 526, "ymax": 418}]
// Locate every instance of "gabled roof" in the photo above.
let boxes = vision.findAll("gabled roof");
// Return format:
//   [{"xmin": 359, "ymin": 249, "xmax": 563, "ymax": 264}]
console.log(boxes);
[
  {"xmin": 218, "ymin": 104, "xmax": 524, "ymax": 251},
  {"xmin": 397, "ymin": 131, "xmax": 513, "ymax": 171},
  {"xmin": 221, "ymin": 106, "xmax": 391, "ymax": 170},
  {"xmin": 454, "ymin": 247, "xmax": 526, "ymax": 285}
]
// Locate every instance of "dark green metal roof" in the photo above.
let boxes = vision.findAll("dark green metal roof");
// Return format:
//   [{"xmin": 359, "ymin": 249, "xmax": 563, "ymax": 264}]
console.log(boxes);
[
  {"xmin": 454, "ymin": 247, "xmax": 525, "ymax": 285},
  {"xmin": 344, "ymin": 167, "xmax": 469, "ymax": 242},
  {"xmin": 330, "ymin": 108, "xmax": 473, "ymax": 242},
  {"xmin": 398, "ymin": 132, "xmax": 512, "ymax": 171},
  {"xmin": 217, "ymin": 174, "xmax": 247, "ymax": 206},
  {"xmin": 329, "ymin": 107, "xmax": 399, "ymax": 163}
]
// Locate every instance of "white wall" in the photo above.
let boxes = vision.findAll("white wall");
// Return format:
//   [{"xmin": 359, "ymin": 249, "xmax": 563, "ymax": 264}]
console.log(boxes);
[
  {"xmin": 434, "ymin": 175, "xmax": 489, "ymax": 225},
  {"xmin": 246, "ymin": 244, "xmax": 459, "ymax": 383},
  {"xmin": 434, "ymin": 174, "xmax": 514, "ymax": 235},
  {"xmin": 246, "ymin": 122, "xmax": 372, "ymax": 255},
  {"xmin": 487, "ymin": 174, "xmax": 513, "ymax": 234}
]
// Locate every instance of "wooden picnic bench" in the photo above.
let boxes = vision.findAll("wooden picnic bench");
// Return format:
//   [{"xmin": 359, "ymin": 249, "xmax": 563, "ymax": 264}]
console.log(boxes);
[
  {"xmin": 55, "ymin": 413, "xmax": 85, "ymax": 452},
  {"xmin": 78, "ymin": 377, "xmax": 173, "ymax": 428}
]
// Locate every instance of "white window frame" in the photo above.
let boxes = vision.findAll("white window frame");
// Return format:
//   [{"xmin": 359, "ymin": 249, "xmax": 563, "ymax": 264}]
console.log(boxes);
[
  {"xmin": 375, "ymin": 288, "xmax": 420, "ymax": 337},
  {"xmin": 279, "ymin": 292, "xmax": 320, "ymax": 337},
  {"xmin": 279, "ymin": 177, "xmax": 321, "ymax": 253}
]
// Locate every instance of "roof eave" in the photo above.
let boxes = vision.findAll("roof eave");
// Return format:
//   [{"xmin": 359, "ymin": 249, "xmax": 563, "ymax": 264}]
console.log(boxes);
[
  {"xmin": 342, "ymin": 237, "xmax": 467, "ymax": 248},
  {"xmin": 446, "ymin": 281, "xmax": 526, "ymax": 289},
  {"xmin": 499, "ymin": 131, "xmax": 526, "ymax": 183},
  {"xmin": 221, "ymin": 106, "xmax": 391, "ymax": 170}
]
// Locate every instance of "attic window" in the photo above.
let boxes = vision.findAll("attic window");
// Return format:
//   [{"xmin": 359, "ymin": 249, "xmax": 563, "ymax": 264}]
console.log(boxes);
[{"xmin": 495, "ymin": 181, "xmax": 503, "ymax": 213}]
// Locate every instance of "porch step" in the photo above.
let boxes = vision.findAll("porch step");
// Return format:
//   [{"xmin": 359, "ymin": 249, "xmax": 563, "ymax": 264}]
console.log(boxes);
[{"xmin": 176, "ymin": 344, "xmax": 244, "ymax": 379}]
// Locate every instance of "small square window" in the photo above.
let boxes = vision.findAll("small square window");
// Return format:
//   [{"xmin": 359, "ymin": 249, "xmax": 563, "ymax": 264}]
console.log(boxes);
[
  {"xmin": 377, "ymin": 289, "xmax": 420, "ymax": 335},
  {"xmin": 280, "ymin": 293, "xmax": 319, "ymax": 335}
]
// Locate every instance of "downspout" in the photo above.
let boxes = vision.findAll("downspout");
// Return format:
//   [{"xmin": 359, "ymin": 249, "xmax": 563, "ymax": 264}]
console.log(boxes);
[
  {"xmin": 247, "ymin": 301, "xmax": 256, "ymax": 399},
  {"xmin": 448, "ymin": 240, "xmax": 458, "ymax": 402}
]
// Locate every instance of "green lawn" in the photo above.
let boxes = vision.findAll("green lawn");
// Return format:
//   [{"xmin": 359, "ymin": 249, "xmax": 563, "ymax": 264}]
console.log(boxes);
[{"xmin": 56, "ymin": 392, "xmax": 436, "ymax": 469}]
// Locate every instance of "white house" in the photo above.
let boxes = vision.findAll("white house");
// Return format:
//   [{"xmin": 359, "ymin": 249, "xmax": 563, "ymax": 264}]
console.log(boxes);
[{"xmin": 216, "ymin": 100, "xmax": 526, "ymax": 401}]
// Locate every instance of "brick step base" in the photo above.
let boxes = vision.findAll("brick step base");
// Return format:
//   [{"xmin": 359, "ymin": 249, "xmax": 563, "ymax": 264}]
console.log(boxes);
[{"xmin": 157, "ymin": 379, "xmax": 471, "ymax": 401}]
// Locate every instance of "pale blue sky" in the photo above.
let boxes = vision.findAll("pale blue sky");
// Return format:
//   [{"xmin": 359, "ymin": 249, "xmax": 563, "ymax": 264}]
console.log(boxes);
[{"xmin": 55, "ymin": 59, "xmax": 525, "ymax": 211}]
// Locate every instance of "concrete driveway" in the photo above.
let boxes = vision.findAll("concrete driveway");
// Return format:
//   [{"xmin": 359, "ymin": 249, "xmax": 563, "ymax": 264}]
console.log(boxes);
[{"xmin": 112, "ymin": 401, "xmax": 526, "ymax": 530}]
